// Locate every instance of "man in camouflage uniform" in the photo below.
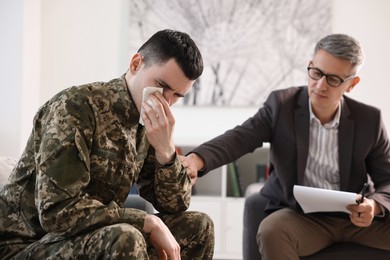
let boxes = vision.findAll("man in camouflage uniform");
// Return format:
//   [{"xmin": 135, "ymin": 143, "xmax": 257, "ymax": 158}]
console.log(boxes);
[{"xmin": 0, "ymin": 29, "xmax": 214, "ymax": 259}]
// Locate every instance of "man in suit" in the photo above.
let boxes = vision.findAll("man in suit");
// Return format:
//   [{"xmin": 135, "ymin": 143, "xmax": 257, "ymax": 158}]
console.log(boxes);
[{"xmin": 182, "ymin": 34, "xmax": 390, "ymax": 259}]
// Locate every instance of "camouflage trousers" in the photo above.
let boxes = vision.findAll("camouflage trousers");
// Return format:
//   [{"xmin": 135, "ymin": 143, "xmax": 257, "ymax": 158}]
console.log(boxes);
[{"xmin": 0, "ymin": 211, "xmax": 214, "ymax": 260}]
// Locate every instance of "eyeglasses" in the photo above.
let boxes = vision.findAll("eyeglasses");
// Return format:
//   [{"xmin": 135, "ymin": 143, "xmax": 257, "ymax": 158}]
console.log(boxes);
[{"xmin": 307, "ymin": 64, "xmax": 355, "ymax": 88}]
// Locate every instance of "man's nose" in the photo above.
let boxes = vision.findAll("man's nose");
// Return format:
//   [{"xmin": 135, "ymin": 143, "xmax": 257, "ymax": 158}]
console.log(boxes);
[
  {"xmin": 163, "ymin": 92, "xmax": 174, "ymax": 106},
  {"xmin": 316, "ymin": 76, "xmax": 328, "ymax": 90}
]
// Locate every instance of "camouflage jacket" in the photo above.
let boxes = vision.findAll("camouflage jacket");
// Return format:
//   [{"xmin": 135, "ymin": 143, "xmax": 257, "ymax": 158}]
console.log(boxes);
[{"xmin": 0, "ymin": 75, "xmax": 191, "ymax": 243}]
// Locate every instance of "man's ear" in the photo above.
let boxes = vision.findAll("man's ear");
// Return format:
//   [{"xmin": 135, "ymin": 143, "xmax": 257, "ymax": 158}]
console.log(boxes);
[
  {"xmin": 346, "ymin": 76, "xmax": 360, "ymax": 93},
  {"xmin": 129, "ymin": 53, "xmax": 143, "ymax": 74}
]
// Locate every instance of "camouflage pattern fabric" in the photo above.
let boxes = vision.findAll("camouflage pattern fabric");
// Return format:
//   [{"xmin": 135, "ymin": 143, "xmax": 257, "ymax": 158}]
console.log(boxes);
[{"xmin": 0, "ymin": 75, "xmax": 214, "ymax": 259}]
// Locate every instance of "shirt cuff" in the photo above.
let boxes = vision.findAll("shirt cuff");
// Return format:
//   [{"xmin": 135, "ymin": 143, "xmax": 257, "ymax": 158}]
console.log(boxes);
[{"xmin": 376, "ymin": 204, "xmax": 387, "ymax": 218}]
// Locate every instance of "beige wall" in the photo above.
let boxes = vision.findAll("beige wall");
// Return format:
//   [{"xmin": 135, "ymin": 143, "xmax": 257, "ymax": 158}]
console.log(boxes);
[
  {"xmin": 1, "ymin": 0, "xmax": 390, "ymax": 156},
  {"xmin": 333, "ymin": 0, "xmax": 390, "ymax": 131},
  {"xmin": 0, "ymin": 0, "xmax": 23, "ymax": 158}
]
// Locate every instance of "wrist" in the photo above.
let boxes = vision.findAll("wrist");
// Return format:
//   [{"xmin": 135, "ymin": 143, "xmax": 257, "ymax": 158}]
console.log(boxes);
[
  {"xmin": 143, "ymin": 214, "xmax": 158, "ymax": 234},
  {"xmin": 155, "ymin": 147, "xmax": 176, "ymax": 166},
  {"xmin": 188, "ymin": 153, "xmax": 205, "ymax": 171},
  {"xmin": 373, "ymin": 200, "xmax": 383, "ymax": 216}
]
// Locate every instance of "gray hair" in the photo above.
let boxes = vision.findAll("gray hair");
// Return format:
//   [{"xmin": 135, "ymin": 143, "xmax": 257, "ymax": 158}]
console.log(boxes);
[{"xmin": 314, "ymin": 34, "xmax": 365, "ymax": 73}]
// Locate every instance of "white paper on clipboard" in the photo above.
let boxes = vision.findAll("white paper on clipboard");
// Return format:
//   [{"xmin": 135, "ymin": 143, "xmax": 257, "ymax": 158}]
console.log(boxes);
[{"xmin": 293, "ymin": 185, "xmax": 357, "ymax": 214}]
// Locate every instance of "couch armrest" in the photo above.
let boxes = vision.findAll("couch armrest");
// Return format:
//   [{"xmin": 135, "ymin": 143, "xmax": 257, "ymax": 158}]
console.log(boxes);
[
  {"xmin": 243, "ymin": 191, "xmax": 268, "ymax": 260},
  {"xmin": 123, "ymin": 194, "xmax": 154, "ymax": 214},
  {"xmin": 245, "ymin": 182, "xmax": 264, "ymax": 198},
  {"xmin": 0, "ymin": 156, "xmax": 17, "ymax": 189}
]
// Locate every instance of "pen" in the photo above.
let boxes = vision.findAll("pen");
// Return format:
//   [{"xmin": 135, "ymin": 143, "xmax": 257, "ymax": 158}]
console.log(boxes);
[{"xmin": 357, "ymin": 182, "xmax": 368, "ymax": 204}]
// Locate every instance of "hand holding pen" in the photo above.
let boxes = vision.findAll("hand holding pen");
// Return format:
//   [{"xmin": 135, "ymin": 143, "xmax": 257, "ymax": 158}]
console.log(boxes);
[
  {"xmin": 356, "ymin": 182, "xmax": 368, "ymax": 217},
  {"xmin": 357, "ymin": 182, "xmax": 368, "ymax": 204},
  {"xmin": 348, "ymin": 182, "xmax": 382, "ymax": 227}
]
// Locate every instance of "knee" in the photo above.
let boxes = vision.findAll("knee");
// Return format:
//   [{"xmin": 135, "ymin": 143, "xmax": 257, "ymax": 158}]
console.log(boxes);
[
  {"xmin": 109, "ymin": 223, "xmax": 145, "ymax": 246},
  {"xmin": 95, "ymin": 223, "xmax": 147, "ymax": 259},
  {"xmin": 200, "ymin": 212, "xmax": 214, "ymax": 232},
  {"xmin": 257, "ymin": 215, "xmax": 271, "ymax": 246},
  {"xmin": 189, "ymin": 212, "xmax": 214, "ymax": 239},
  {"xmin": 257, "ymin": 209, "xmax": 302, "ymax": 248},
  {"xmin": 182, "ymin": 212, "xmax": 215, "ymax": 258},
  {"xmin": 257, "ymin": 211, "xmax": 288, "ymax": 247},
  {"xmin": 202, "ymin": 213, "xmax": 214, "ymax": 240}
]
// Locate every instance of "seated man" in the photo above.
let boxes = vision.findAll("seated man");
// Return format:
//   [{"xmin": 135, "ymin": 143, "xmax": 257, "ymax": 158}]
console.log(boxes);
[
  {"xmin": 0, "ymin": 29, "xmax": 214, "ymax": 260},
  {"xmin": 182, "ymin": 34, "xmax": 390, "ymax": 259}
]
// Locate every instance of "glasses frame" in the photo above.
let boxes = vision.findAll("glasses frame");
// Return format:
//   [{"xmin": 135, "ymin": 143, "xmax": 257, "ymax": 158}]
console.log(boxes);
[{"xmin": 307, "ymin": 64, "xmax": 355, "ymax": 88}]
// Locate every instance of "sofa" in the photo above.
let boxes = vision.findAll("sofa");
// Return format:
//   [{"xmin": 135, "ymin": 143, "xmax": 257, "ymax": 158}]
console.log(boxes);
[
  {"xmin": 243, "ymin": 183, "xmax": 390, "ymax": 260},
  {"xmin": 0, "ymin": 156, "xmax": 17, "ymax": 188}
]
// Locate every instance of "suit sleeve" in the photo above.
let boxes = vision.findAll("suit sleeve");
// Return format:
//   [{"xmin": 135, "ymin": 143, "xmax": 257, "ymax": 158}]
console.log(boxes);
[{"xmin": 191, "ymin": 90, "xmax": 280, "ymax": 176}]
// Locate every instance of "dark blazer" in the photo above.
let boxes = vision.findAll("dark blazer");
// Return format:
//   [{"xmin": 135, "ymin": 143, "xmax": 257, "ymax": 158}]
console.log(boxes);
[{"xmin": 192, "ymin": 86, "xmax": 390, "ymax": 214}]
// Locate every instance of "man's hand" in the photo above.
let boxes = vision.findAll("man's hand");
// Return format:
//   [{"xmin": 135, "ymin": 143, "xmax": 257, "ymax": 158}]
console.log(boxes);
[
  {"xmin": 141, "ymin": 92, "xmax": 176, "ymax": 165},
  {"xmin": 347, "ymin": 196, "xmax": 382, "ymax": 227},
  {"xmin": 180, "ymin": 153, "xmax": 205, "ymax": 185},
  {"xmin": 143, "ymin": 214, "xmax": 181, "ymax": 260}
]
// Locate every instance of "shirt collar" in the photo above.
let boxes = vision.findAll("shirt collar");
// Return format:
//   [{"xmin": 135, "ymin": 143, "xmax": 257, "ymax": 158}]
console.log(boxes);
[{"xmin": 308, "ymin": 99, "xmax": 341, "ymax": 128}]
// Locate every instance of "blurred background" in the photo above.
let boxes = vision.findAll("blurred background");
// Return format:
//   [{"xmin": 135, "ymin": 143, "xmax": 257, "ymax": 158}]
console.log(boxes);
[{"xmin": 1, "ymin": 0, "xmax": 390, "ymax": 158}]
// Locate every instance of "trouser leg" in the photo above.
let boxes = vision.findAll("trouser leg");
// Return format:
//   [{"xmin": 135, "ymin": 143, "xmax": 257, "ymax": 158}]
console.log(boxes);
[
  {"xmin": 0, "ymin": 240, "xmax": 30, "ymax": 260},
  {"xmin": 343, "ymin": 214, "xmax": 390, "ymax": 250},
  {"xmin": 257, "ymin": 208, "xmax": 338, "ymax": 260},
  {"xmin": 10, "ymin": 223, "xmax": 148, "ymax": 260},
  {"xmin": 257, "ymin": 208, "xmax": 390, "ymax": 260},
  {"xmin": 158, "ymin": 211, "xmax": 215, "ymax": 260},
  {"xmin": 4, "ymin": 211, "xmax": 215, "ymax": 260}
]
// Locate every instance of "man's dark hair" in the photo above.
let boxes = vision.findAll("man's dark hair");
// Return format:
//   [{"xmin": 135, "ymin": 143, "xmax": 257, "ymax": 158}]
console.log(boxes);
[{"xmin": 137, "ymin": 29, "xmax": 203, "ymax": 80}]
